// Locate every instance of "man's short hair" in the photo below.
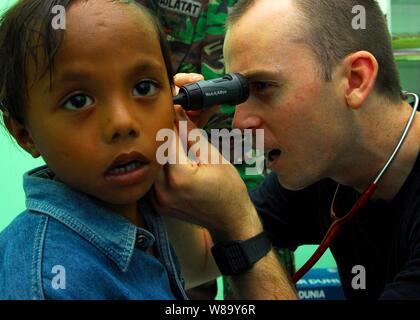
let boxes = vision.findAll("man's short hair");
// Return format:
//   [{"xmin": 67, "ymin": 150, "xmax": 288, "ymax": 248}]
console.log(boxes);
[{"xmin": 227, "ymin": 0, "xmax": 402, "ymax": 103}]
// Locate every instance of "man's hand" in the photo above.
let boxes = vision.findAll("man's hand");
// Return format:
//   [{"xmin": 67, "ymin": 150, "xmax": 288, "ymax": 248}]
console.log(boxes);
[
  {"xmin": 154, "ymin": 107, "xmax": 260, "ymax": 241},
  {"xmin": 155, "ymin": 79, "xmax": 298, "ymax": 299}
]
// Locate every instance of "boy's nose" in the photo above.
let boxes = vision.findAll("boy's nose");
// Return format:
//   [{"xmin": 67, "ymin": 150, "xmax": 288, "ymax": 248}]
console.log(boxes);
[{"xmin": 102, "ymin": 102, "xmax": 140, "ymax": 143}]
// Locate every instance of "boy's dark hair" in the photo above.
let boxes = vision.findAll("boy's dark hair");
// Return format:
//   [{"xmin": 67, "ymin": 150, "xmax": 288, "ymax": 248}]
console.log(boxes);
[
  {"xmin": 227, "ymin": 0, "xmax": 402, "ymax": 103},
  {"xmin": 0, "ymin": 0, "xmax": 174, "ymax": 125}
]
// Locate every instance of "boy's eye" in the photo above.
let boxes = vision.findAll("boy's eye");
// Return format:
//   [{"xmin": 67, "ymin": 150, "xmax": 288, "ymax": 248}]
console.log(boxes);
[
  {"xmin": 133, "ymin": 80, "xmax": 159, "ymax": 97},
  {"xmin": 63, "ymin": 94, "xmax": 94, "ymax": 110}
]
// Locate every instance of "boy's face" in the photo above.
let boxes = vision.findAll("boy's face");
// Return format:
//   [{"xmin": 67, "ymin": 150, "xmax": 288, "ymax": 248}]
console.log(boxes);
[{"xmin": 24, "ymin": 1, "xmax": 174, "ymax": 211}]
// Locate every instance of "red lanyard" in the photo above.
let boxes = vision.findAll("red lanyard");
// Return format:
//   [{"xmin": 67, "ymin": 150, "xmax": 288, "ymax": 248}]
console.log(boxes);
[{"xmin": 292, "ymin": 183, "xmax": 377, "ymax": 283}]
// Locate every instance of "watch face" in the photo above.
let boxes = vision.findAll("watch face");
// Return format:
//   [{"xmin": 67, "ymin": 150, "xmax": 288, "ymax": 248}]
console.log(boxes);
[
  {"xmin": 211, "ymin": 233, "xmax": 272, "ymax": 276},
  {"xmin": 211, "ymin": 242, "xmax": 250, "ymax": 276}
]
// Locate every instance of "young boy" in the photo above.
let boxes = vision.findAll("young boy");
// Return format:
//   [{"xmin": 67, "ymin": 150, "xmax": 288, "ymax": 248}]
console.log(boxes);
[{"xmin": 0, "ymin": 0, "xmax": 188, "ymax": 299}]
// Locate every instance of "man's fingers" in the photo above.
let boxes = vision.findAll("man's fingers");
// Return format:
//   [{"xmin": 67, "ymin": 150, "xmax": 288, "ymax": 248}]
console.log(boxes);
[
  {"xmin": 174, "ymin": 106, "xmax": 229, "ymax": 165},
  {"xmin": 174, "ymin": 106, "xmax": 206, "ymax": 161},
  {"xmin": 186, "ymin": 104, "xmax": 221, "ymax": 128},
  {"xmin": 173, "ymin": 122, "xmax": 193, "ymax": 166},
  {"xmin": 174, "ymin": 73, "xmax": 204, "ymax": 88},
  {"xmin": 186, "ymin": 104, "xmax": 220, "ymax": 118}
]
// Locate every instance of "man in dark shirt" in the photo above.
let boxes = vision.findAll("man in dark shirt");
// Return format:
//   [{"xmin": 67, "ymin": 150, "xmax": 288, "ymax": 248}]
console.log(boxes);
[
  {"xmin": 251, "ymin": 164, "xmax": 420, "ymax": 299},
  {"xmin": 155, "ymin": 0, "xmax": 420, "ymax": 299}
]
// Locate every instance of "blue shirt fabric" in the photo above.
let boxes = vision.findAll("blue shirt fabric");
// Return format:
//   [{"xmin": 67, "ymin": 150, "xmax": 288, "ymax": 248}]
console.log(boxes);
[{"xmin": 0, "ymin": 166, "xmax": 188, "ymax": 300}]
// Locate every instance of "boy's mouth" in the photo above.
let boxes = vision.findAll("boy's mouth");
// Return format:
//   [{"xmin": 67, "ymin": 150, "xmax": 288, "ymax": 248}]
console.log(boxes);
[{"xmin": 105, "ymin": 151, "xmax": 150, "ymax": 176}]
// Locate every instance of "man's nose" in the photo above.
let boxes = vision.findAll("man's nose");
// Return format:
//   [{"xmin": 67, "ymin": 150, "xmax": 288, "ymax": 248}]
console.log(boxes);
[
  {"xmin": 102, "ymin": 101, "xmax": 140, "ymax": 143},
  {"xmin": 232, "ymin": 104, "xmax": 262, "ymax": 130}
]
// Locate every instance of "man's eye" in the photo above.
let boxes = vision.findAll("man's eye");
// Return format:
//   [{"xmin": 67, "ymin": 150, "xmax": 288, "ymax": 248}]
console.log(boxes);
[
  {"xmin": 133, "ymin": 80, "xmax": 159, "ymax": 97},
  {"xmin": 251, "ymin": 81, "xmax": 274, "ymax": 92},
  {"xmin": 63, "ymin": 94, "xmax": 94, "ymax": 110}
]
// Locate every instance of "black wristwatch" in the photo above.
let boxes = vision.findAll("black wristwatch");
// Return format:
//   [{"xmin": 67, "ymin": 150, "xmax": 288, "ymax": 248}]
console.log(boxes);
[{"xmin": 211, "ymin": 232, "xmax": 272, "ymax": 276}]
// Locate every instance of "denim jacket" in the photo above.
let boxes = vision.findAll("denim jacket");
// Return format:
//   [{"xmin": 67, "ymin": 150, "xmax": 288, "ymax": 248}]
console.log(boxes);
[{"xmin": 0, "ymin": 166, "xmax": 188, "ymax": 300}]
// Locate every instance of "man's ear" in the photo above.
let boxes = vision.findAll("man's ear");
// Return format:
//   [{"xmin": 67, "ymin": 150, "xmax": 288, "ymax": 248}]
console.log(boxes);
[
  {"xmin": 341, "ymin": 51, "xmax": 378, "ymax": 110},
  {"xmin": 3, "ymin": 113, "xmax": 40, "ymax": 158}
]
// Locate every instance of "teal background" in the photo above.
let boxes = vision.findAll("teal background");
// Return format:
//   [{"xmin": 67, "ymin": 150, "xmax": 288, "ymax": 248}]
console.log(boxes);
[
  {"xmin": 391, "ymin": 0, "xmax": 420, "ymax": 35},
  {"xmin": 0, "ymin": 125, "xmax": 45, "ymax": 229},
  {"xmin": 0, "ymin": 0, "xmax": 16, "ymax": 15},
  {"xmin": 0, "ymin": 0, "xmax": 45, "ymax": 227},
  {"xmin": 1, "ymin": 0, "xmax": 419, "ymax": 276},
  {"xmin": 396, "ymin": 59, "xmax": 420, "ymax": 95},
  {"xmin": 0, "ymin": 1, "xmax": 45, "ymax": 228}
]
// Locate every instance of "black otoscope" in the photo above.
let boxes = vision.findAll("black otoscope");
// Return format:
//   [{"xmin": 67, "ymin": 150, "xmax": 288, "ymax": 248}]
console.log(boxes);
[{"xmin": 172, "ymin": 73, "xmax": 250, "ymax": 110}]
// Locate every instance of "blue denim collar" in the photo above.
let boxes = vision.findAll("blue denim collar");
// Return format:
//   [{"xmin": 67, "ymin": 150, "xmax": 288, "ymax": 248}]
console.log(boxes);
[{"xmin": 23, "ymin": 165, "xmax": 156, "ymax": 272}]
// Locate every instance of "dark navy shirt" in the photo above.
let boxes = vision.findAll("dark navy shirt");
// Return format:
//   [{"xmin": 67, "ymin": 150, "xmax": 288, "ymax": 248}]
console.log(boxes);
[
  {"xmin": 251, "ymin": 153, "xmax": 420, "ymax": 300},
  {"xmin": 0, "ymin": 166, "xmax": 187, "ymax": 300}
]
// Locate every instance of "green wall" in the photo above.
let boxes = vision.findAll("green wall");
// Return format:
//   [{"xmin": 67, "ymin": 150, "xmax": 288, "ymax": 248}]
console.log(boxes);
[
  {"xmin": 0, "ymin": 125, "xmax": 45, "ymax": 230},
  {"xmin": 0, "ymin": 0, "xmax": 17, "ymax": 15},
  {"xmin": 397, "ymin": 59, "xmax": 420, "ymax": 95},
  {"xmin": 0, "ymin": 0, "xmax": 44, "ymax": 231},
  {"xmin": 391, "ymin": 0, "xmax": 420, "ymax": 35}
]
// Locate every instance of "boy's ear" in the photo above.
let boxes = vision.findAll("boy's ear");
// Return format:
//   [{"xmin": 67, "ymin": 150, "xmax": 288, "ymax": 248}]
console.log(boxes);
[
  {"xmin": 341, "ymin": 51, "xmax": 378, "ymax": 110},
  {"xmin": 3, "ymin": 113, "xmax": 40, "ymax": 158}
]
